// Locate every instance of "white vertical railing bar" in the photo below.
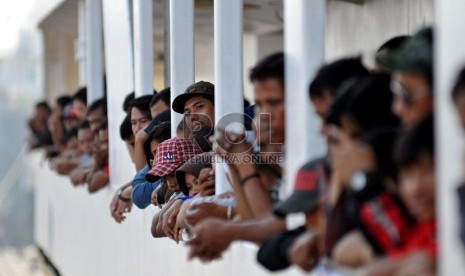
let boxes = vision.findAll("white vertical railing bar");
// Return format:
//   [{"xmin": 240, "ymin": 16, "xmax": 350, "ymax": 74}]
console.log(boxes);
[
  {"xmin": 214, "ymin": 0, "xmax": 244, "ymax": 193},
  {"xmin": 163, "ymin": 0, "xmax": 170, "ymax": 87},
  {"xmin": 133, "ymin": 0, "xmax": 153, "ymax": 97},
  {"xmin": 85, "ymin": 0, "xmax": 105, "ymax": 104},
  {"xmin": 283, "ymin": 0, "xmax": 326, "ymax": 197},
  {"xmin": 76, "ymin": 0, "xmax": 86, "ymax": 87},
  {"xmin": 436, "ymin": 0, "xmax": 465, "ymax": 274},
  {"xmin": 170, "ymin": 0, "xmax": 195, "ymax": 137}
]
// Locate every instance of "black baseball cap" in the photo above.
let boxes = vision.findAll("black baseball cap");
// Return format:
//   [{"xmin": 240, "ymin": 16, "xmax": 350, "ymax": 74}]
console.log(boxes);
[
  {"xmin": 273, "ymin": 158, "xmax": 326, "ymax": 216},
  {"xmin": 172, "ymin": 81, "xmax": 215, "ymax": 114}
]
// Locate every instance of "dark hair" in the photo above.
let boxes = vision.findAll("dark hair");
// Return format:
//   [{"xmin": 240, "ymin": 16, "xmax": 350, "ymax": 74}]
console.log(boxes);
[
  {"xmin": 250, "ymin": 52, "xmax": 285, "ymax": 88},
  {"xmin": 396, "ymin": 115, "xmax": 434, "ymax": 168},
  {"xmin": 78, "ymin": 120, "xmax": 91, "ymax": 131},
  {"xmin": 376, "ymin": 36, "xmax": 410, "ymax": 54},
  {"xmin": 56, "ymin": 96, "xmax": 72, "ymax": 109},
  {"xmin": 309, "ymin": 57, "xmax": 369, "ymax": 99},
  {"xmin": 144, "ymin": 109, "xmax": 171, "ymax": 134},
  {"xmin": 143, "ymin": 121, "xmax": 171, "ymax": 166},
  {"xmin": 150, "ymin": 87, "xmax": 171, "ymax": 108},
  {"xmin": 88, "ymin": 98, "xmax": 108, "ymax": 116},
  {"xmin": 452, "ymin": 66, "xmax": 465, "ymax": 101},
  {"xmin": 119, "ymin": 115, "xmax": 133, "ymax": 141},
  {"xmin": 123, "ymin": 92, "xmax": 135, "ymax": 112},
  {"xmin": 36, "ymin": 101, "xmax": 51, "ymax": 113},
  {"xmin": 362, "ymin": 128, "xmax": 399, "ymax": 181},
  {"xmin": 99, "ymin": 119, "xmax": 108, "ymax": 131},
  {"xmin": 326, "ymin": 75, "xmax": 399, "ymax": 136},
  {"xmin": 128, "ymin": 95, "xmax": 153, "ymax": 121},
  {"xmin": 73, "ymin": 87, "xmax": 87, "ymax": 105},
  {"xmin": 61, "ymin": 126, "xmax": 79, "ymax": 145}
]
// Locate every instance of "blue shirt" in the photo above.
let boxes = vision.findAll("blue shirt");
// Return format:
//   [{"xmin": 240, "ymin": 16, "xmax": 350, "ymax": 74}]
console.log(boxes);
[{"xmin": 131, "ymin": 165, "xmax": 161, "ymax": 209}]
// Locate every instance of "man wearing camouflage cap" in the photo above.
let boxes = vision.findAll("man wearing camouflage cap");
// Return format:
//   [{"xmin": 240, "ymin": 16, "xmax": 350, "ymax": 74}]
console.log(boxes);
[
  {"xmin": 172, "ymin": 81, "xmax": 215, "ymax": 132},
  {"xmin": 377, "ymin": 27, "xmax": 434, "ymax": 127}
]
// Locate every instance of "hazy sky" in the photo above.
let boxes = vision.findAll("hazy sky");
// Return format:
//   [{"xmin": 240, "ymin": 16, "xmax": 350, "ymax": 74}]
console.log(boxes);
[{"xmin": 0, "ymin": 0, "xmax": 37, "ymax": 56}]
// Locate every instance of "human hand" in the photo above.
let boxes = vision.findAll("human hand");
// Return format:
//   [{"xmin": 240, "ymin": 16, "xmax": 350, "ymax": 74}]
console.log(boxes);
[
  {"xmin": 328, "ymin": 127, "xmax": 375, "ymax": 185},
  {"xmin": 110, "ymin": 189, "xmax": 125, "ymax": 223},
  {"xmin": 197, "ymin": 168, "xmax": 215, "ymax": 196},
  {"xmin": 288, "ymin": 230, "xmax": 321, "ymax": 272},
  {"xmin": 162, "ymin": 199, "xmax": 183, "ymax": 241},
  {"xmin": 187, "ymin": 218, "xmax": 231, "ymax": 262},
  {"xmin": 185, "ymin": 202, "xmax": 225, "ymax": 227}
]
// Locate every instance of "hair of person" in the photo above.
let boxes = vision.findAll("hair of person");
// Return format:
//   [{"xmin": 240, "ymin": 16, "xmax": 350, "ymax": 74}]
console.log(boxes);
[
  {"xmin": 99, "ymin": 119, "xmax": 108, "ymax": 131},
  {"xmin": 396, "ymin": 115, "xmax": 434, "ymax": 169},
  {"xmin": 36, "ymin": 101, "xmax": 51, "ymax": 113},
  {"xmin": 88, "ymin": 98, "xmax": 108, "ymax": 116},
  {"xmin": 73, "ymin": 87, "xmax": 87, "ymax": 105},
  {"xmin": 249, "ymin": 52, "xmax": 285, "ymax": 88},
  {"xmin": 452, "ymin": 66, "xmax": 465, "ymax": 101},
  {"xmin": 56, "ymin": 96, "xmax": 72, "ymax": 109},
  {"xmin": 309, "ymin": 57, "xmax": 370, "ymax": 99},
  {"xmin": 123, "ymin": 92, "xmax": 135, "ymax": 112},
  {"xmin": 78, "ymin": 120, "xmax": 91, "ymax": 131},
  {"xmin": 150, "ymin": 87, "xmax": 171, "ymax": 108},
  {"xmin": 119, "ymin": 115, "xmax": 133, "ymax": 141},
  {"xmin": 326, "ymin": 74, "xmax": 399, "ymax": 135},
  {"xmin": 376, "ymin": 35, "xmax": 410, "ymax": 54},
  {"xmin": 143, "ymin": 121, "xmax": 172, "ymax": 166},
  {"xmin": 128, "ymin": 95, "xmax": 153, "ymax": 120}
]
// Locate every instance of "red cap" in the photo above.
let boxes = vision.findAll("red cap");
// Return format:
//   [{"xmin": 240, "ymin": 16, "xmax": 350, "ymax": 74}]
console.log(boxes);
[{"xmin": 145, "ymin": 137, "xmax": 201, "ymax": 182}]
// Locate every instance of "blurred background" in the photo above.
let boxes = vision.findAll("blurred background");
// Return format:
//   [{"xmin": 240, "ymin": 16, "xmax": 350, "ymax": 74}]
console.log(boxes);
[{"xmin": 0, "ymin": 0, "xmax": 51, "ymax": 275}]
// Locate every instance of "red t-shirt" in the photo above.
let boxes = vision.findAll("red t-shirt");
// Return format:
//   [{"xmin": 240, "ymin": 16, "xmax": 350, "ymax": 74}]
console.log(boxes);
[{"xmin": 388, "ymin": 220, "xmax": 437, "ymax": 259}]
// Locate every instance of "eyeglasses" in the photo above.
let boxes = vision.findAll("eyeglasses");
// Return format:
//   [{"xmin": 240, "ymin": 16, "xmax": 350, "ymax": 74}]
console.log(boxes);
[{"xmin": 390, "ymin": 80, "xmax": 431, "ymax": 106}]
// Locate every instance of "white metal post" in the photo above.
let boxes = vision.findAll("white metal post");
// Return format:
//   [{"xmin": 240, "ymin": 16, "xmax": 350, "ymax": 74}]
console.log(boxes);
[
  {"xmin": 214, "ymin": 0, "xmax": 244, "ymax": 193},
  {"xmin": 283, "ymin": 0, "xmax": 326, "ymax": 197},
  {"xmin": 85, "ymin": 0, "xmax": 105, "ymax": 104},
  {"xmin": 76, "ymin": 0, "xmax": 86, "ymax": 86},
  {"xmin": 133, "ymin": 0, "xmax": 153, "ymax": 97},
  {"xmin": 170, "ymin": 0, "xmax": 194, "ymax": 137},
  {"xmin": 436, "ymin": 0, "xmax": 465, "ymax": 274}
]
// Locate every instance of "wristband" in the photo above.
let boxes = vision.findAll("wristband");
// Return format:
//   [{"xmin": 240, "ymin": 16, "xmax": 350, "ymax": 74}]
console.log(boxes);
[
  {"xmin": 118, "ymin": 189, "xmax": 131, "ymax": 202},
  {"xmin": 239, "ymin": 172, "xmax": 260, "ymax": 186}
]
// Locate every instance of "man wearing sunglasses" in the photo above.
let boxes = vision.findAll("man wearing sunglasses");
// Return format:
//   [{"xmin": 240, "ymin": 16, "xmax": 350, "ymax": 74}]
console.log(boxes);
[{"xmin": 377, "ymin": 27, "xmax": 434, "ymax": 127}]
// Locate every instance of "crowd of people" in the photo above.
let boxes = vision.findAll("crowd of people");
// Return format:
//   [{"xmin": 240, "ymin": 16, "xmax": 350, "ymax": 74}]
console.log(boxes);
[{"xmin": 26, "ymin": 26, "xmax": 465, "ymax": 275}]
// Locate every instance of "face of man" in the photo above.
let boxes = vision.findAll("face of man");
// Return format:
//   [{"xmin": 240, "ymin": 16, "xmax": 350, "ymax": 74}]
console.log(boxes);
[
  {"xmin": 253, "ymin": 78, "xmax": 285, "ymax": 145},
  {"xmin": 399, "ymin": 155, "xmax": 435, "ymax": 222},
  {"xmin": 165, "ymin": 173, "xmax": 180, "ymax": 192},
  {"xmin": 131, "ymin": 107, "xmax": 151, "ymax": 135},
  {"xmin": 78, "ymin": 128, "xmax": 93, "ymax": 155},
  {"xmin": 183, "ymin": 96, "xmax": 215, "ymax": 132},
  {"xmin": 391, "ymin": 72, "xmax": 433, "ymax": 126},
  {"xmin": 99, "ymin": 128, "xmax": 109, "ymax": 152},
  {"xmin": 150, "ymin": 100, "xmax": 169, "ymax": 118},
  {"xmin": 87, "ymin": 107, "xmax": 106, "ymax": 133},
  {"xmin": 74, "ymin": 100, "xmax": 88, "ymax": 122}
]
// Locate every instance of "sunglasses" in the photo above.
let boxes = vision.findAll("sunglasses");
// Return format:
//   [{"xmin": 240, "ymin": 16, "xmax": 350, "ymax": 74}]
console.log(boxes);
[{"xmin": 390, "ymin": 80, "xmax": 431, "ymax": 106}]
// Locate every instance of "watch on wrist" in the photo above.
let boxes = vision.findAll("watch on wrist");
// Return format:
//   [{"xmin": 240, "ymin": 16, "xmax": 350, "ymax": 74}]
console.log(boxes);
[{"xmin": 118, "ymin": 189, "xmax": 131, "ymax": 202}]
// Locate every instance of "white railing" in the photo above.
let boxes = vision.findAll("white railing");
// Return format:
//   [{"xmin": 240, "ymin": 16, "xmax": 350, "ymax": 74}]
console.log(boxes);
[{"xmin": 31, "ymin": 151, "xmax": 304, "ymax": 276}]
